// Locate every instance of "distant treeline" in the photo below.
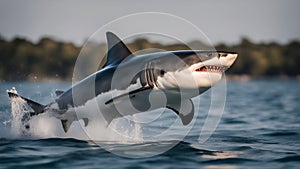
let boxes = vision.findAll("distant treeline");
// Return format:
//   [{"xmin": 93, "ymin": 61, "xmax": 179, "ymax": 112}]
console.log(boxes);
[{"xmin": 0, "ymin": 36, "xmax": 299, "ymax": 81}]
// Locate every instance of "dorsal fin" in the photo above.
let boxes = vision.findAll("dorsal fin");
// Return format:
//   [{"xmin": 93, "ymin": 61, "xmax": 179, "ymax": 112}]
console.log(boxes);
[{"xmin": 104, "ymin": 32, "xmax": 133, "ymax": 67}]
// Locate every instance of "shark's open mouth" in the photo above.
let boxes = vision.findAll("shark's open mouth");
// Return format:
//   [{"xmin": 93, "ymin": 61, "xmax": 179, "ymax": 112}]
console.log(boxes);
[{"xmin": 195, "ymin": 65, "xmax": 225, "ymax": 73}]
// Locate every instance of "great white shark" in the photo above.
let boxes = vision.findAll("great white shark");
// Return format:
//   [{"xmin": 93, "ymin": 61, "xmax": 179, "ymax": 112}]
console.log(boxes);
[{"xmin": 7, "ymin": 32, "xmax": 238, "ymax": 132}]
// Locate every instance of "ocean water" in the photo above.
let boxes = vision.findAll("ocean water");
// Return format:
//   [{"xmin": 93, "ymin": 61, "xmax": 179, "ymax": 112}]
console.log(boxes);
[{"xmin": 0, "ymin": 80, "xmax": 299, "ymax": 168}]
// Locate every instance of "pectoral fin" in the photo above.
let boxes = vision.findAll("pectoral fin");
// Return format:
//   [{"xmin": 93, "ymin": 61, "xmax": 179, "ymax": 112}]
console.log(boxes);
[
  {"xmin": 167, "ymin": 99, "xmax": 194, "ymax": 125},
  {"xmin": 105, "ymin": 86, "xmax": 152, "ymax": 105}
]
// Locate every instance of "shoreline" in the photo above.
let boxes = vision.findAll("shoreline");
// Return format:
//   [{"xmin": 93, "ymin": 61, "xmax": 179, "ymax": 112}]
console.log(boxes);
[
  {"xmin": 226, "ymin": 74, "xmax": 300, "ymax": 82},
  {"xmin": 1, "ymin": 75, "xmax": 300, "ymax": 83}
]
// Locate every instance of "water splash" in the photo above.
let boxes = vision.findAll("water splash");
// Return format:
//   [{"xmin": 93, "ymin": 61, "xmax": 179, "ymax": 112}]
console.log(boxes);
[
  {"xmin": 6, "ymin": 87, "xmax": 144, "ymax": 143},
  {"xmin": 7, "ymin": 87, "xmax": 31, "ymax": 137},
  {"xmin": 132, "ymin": 114, "xmax": 143, "ymax": 142}
]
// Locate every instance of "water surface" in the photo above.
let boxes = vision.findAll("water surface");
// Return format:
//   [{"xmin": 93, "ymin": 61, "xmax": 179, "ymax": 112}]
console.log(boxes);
[{"xmin": 0, "ymin": 80, "xmax": 299, "ymax": 168}]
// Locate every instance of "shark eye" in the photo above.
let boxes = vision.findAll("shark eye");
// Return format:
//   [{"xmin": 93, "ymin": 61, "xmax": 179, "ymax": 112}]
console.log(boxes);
[{"xmin": 160, "ymin": 70, "xmax": 165, "ymax": 75}]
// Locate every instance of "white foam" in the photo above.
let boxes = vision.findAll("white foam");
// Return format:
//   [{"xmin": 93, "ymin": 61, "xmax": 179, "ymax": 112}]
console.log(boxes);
[
  {"xmin": 9, "ymin": 93, "xmax": 31, "ymax": 137},
  {"xmin": 8, "ymin": 87, "xmax": 144, "ymax": 143}
]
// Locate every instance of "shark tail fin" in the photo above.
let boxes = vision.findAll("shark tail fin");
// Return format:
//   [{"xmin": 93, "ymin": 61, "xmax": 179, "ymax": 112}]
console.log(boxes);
[{"xmin": 7, "ymin": 89, "xmax": 46, "ymax": 114}]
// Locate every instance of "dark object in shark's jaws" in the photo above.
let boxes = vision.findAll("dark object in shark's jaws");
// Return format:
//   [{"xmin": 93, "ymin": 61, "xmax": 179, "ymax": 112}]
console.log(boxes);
[{"xmin": 7, "ymin": 32, "xmax": 238, "ymax": 133}]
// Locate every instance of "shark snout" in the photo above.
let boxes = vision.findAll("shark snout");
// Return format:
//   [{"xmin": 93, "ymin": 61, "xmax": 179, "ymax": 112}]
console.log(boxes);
[{"xmin": 219, "ymin": 53, "xmax": 238, "ymax": 67}]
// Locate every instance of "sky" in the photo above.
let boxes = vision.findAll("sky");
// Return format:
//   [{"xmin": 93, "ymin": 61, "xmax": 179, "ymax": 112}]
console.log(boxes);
[{"xmin": 0, "ymin": 0, "xmax": 299, "ymax": 45}]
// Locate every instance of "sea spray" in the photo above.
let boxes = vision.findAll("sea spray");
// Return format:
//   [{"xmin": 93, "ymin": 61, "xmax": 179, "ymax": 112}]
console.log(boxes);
[
  {"xmin": 7, "ymin": 87, "xmax": 31, "ymax": 137},
  {"xmin": 131, "ymin": 114, "xmax": 143, "ymax": 142},
  {"xmin": 6, "ymin": 87, "xmax": 144, "ymax": 142}
]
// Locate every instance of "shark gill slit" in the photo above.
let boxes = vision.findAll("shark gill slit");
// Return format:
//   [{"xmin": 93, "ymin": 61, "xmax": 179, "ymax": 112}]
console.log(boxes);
[
  {"xmin": 153, "ymin": 69, "xmax": 159, "ymax": 88},
  {"xmin": 149, "ymin": 63, "xmax": 155, "ymax": 87},
  {"xmin": 146, "ymin": 62, "xmax": 158, "ymax": 88},
  {"xmin": 145, "ymin": 64, "xmax": 151, "ymax": 87},
  {"xmin": 146, "ymin": 63, "xmax": 153, "ymax": 87}
]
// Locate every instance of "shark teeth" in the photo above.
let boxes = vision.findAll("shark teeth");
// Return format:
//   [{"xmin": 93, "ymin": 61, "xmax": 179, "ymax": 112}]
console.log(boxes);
[{"xmin": 195, "ymin": 65, "xmax": 225, "ymax": 73}]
